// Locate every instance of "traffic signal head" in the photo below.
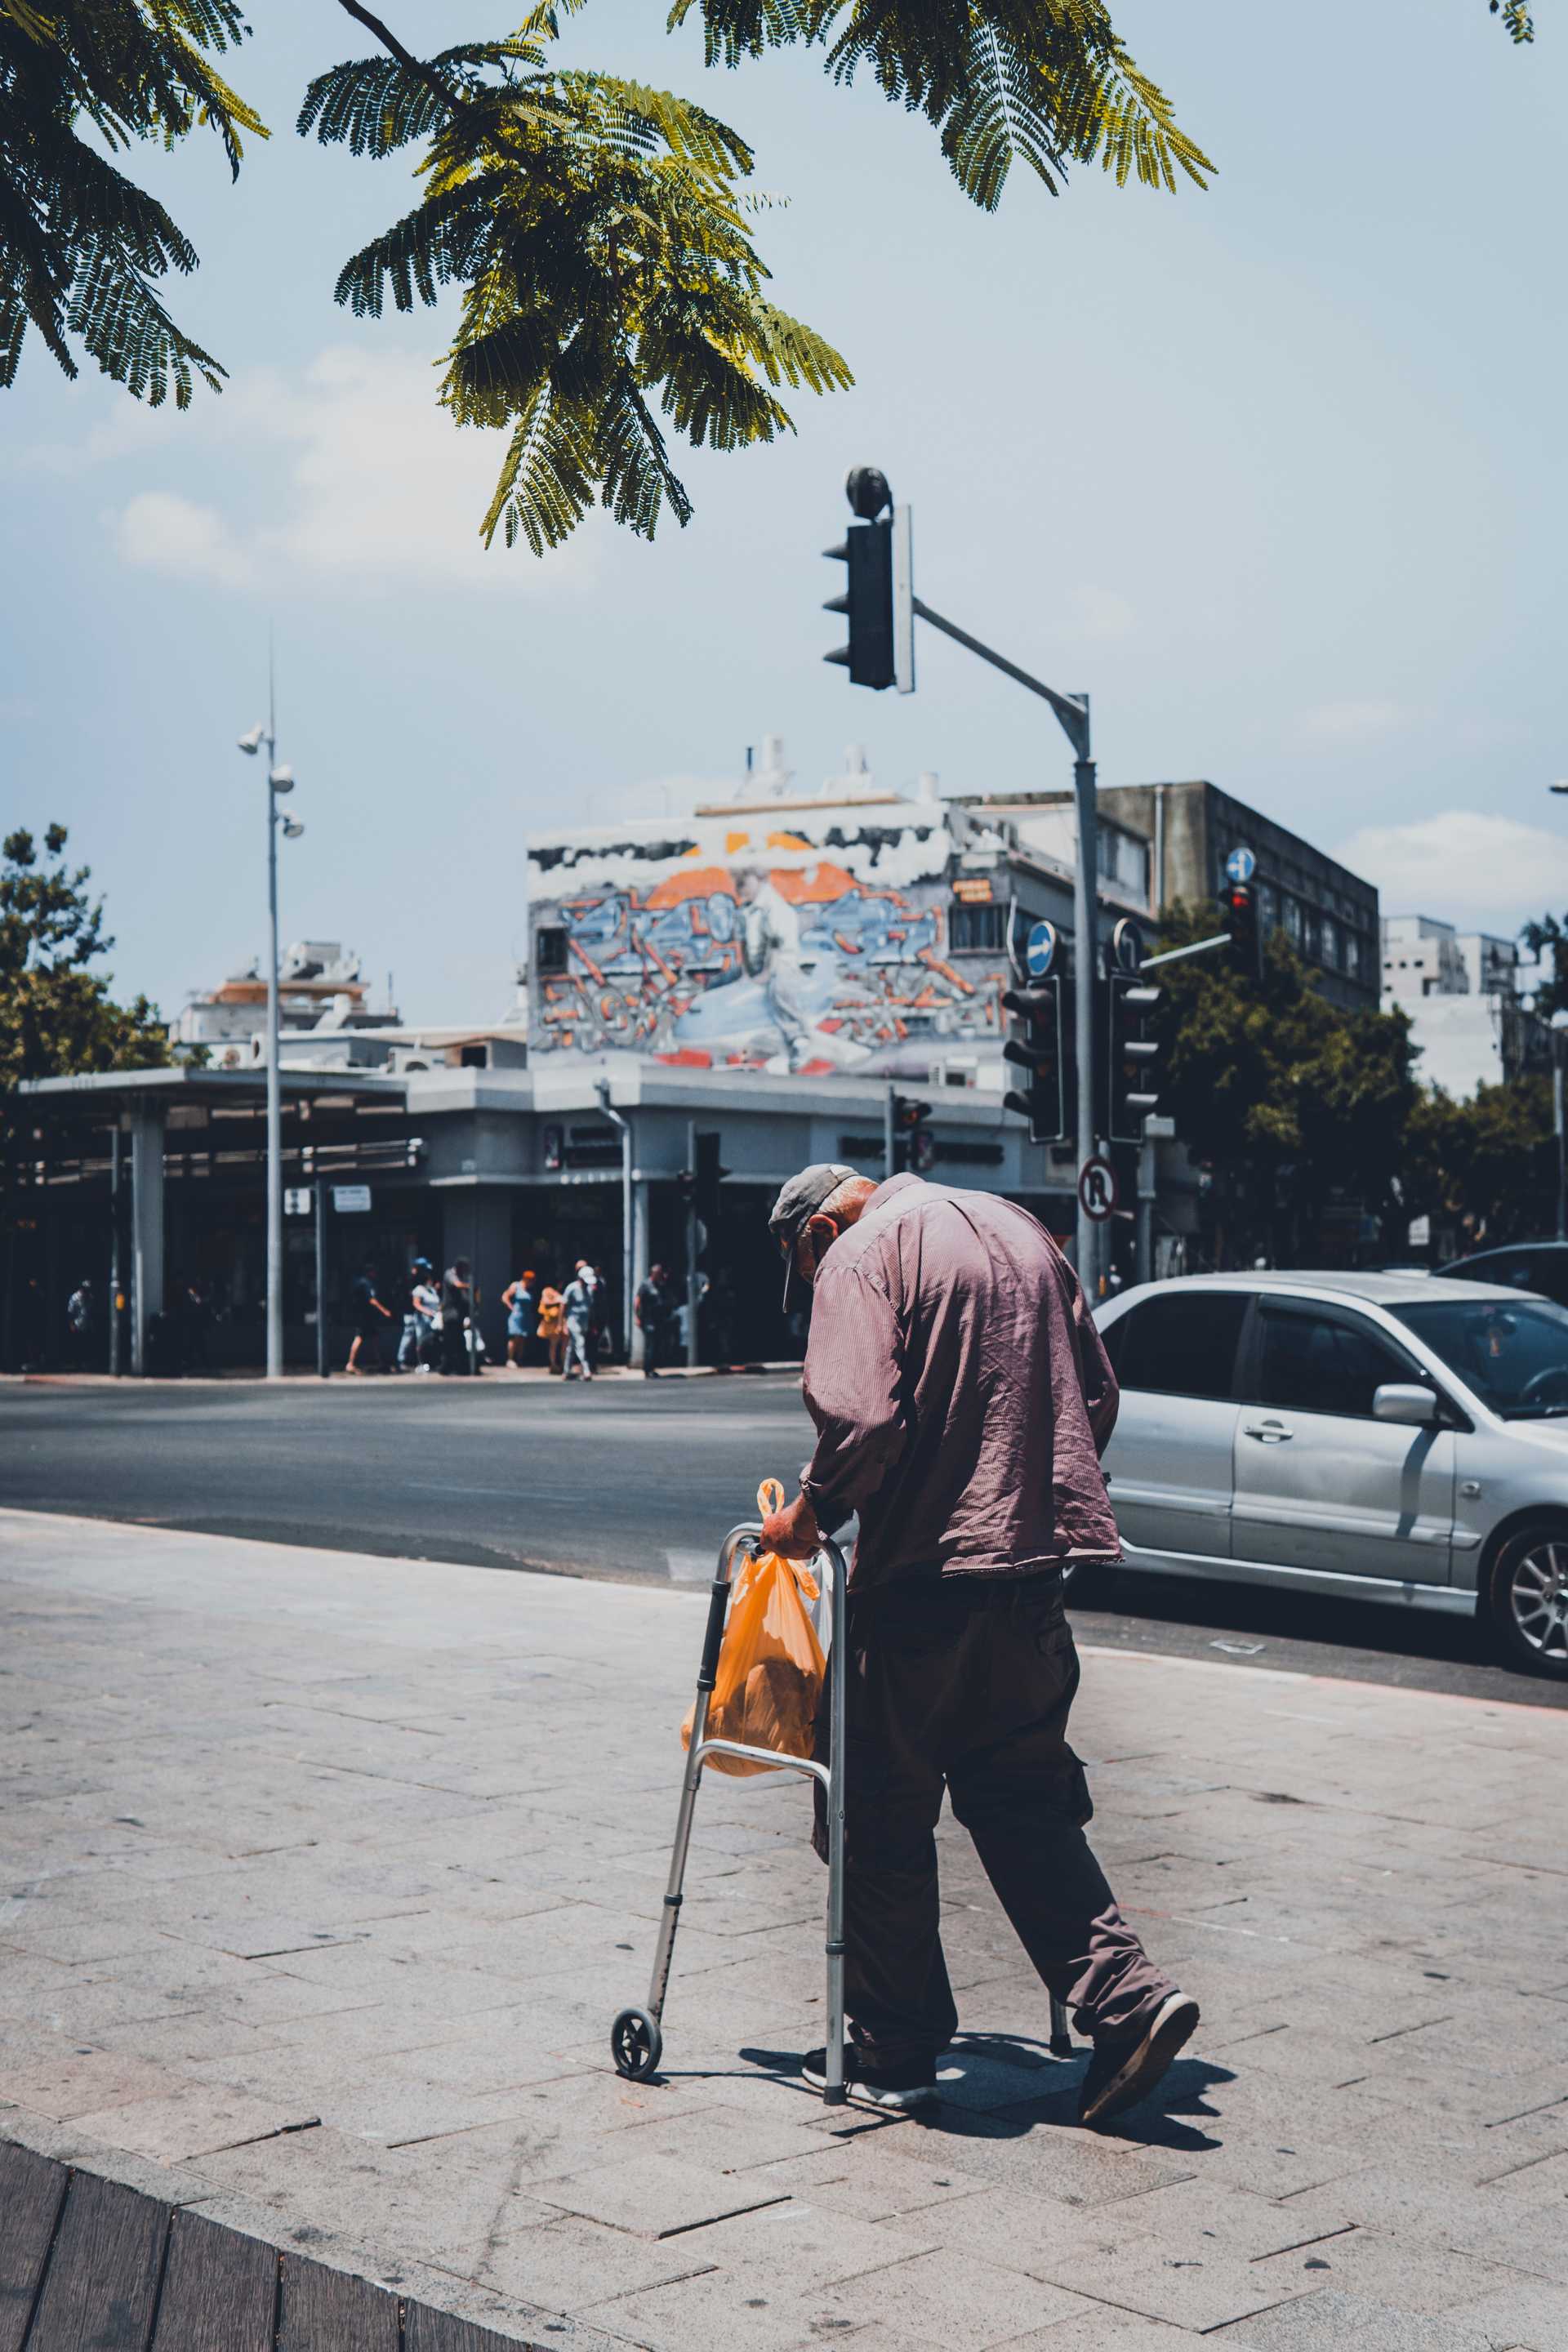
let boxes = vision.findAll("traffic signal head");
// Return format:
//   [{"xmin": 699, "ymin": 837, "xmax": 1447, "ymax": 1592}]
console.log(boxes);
[
  {"xmin": 824, "ymin": 519, "xmax": 895, "ymax": 690},
  {"xmin": 1104, "ymin": 973, "xmax": 1161, "ymax": 1146},
  {"xmin": 891, "ymin": 1094, "xmax": 935, "ymax": 1173},
  {"xmin": 1001, "ymin": 979, "xmax": 1071, "ymax": 1146},
  {"xmin": 1224, "ymin": 881, "xmax": 1263, "ymax": 982}
]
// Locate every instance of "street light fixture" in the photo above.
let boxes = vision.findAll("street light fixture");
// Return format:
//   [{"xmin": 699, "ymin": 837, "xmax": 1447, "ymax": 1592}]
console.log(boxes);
[
  {"xmin": 237, "ymin": 679, "xmax": 304, "ymax": 1381},
  {"xmin": 1550, "ymin": 780, "xmax": 1568, "ymax": 795}
]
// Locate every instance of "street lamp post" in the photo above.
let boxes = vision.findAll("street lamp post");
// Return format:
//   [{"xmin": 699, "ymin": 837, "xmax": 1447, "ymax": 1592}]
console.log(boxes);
[{"xmin": 238, "ymin": 684, "xmax": 303, "ymax": 1383}]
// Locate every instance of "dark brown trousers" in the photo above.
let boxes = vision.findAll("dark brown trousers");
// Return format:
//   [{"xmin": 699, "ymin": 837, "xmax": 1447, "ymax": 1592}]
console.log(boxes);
[{"xmin": 816, "ymin": 1573, "xmax": 1173, "ymax": 2066}]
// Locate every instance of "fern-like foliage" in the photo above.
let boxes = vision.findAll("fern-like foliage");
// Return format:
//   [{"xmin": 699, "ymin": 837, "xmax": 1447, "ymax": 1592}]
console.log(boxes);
[
  {"xmin": 0, "ymin": 0, "xmax": 267, "ymax": 403},
  {"xmin": 1491, "ymin": 0, "xmax": 1535, "ymax": 41},
  {"xmin": 301, "ymin": 29, "xmax": 853, "ymax": 553},
  {"xmin": 668, "ymin": 0, "xmax": 1214, "ymax": 209}
]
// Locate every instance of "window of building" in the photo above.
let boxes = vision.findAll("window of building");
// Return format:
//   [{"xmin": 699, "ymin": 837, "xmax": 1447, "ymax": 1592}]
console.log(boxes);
[
  {"xmin": 535, "ymin": 926, "xmax": 568, "ymax": 975},
  {"xmin": 947, "ymin": 901, "xmax": 1008, "ymax": 953},
  {"xmin": 1321, "ymin": 916, "xmax": 1341, "ymax": 969},
  {"xmin": 1283, "ymin": 896, "xmax": 1303, "ymax": 945},
  {"xmin": 1259, "ymin": 884, "xmax": 1279, "ymax": 932}
]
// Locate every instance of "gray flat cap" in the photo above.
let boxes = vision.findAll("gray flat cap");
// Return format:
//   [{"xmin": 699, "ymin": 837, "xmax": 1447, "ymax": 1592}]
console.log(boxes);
[{"xmin": 769, "ymin": 1162, "xmax": 858, "ymax": 1312}]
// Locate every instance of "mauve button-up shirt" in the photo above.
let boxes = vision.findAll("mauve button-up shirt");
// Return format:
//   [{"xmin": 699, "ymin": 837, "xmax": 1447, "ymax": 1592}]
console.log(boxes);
[{"xmin": 799, "ymin": 1174, "xmax": 1121, "ymax": 1586}]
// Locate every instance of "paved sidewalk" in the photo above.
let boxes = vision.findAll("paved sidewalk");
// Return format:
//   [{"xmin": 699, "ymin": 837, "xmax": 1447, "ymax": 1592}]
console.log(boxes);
[{"xmin": 2, "ymin": 1508, "xmax": 1566, "ymax": 2351}]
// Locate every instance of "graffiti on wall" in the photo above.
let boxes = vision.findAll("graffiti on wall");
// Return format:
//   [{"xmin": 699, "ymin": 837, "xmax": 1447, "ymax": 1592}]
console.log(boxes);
[{"xmin": 528, "ymin": 814, "xmax": 1006, "ymax": 1077}]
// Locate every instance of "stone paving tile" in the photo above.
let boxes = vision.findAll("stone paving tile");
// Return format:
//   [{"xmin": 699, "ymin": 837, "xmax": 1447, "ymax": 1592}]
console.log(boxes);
[
  {"xmin": 749, "ymin": 2140, "xmax": 997, "ymax": 2224},
  {"xmin": 889, "ymin": 2112, "xmax": 1200, "ymax": 2208},
  {"xmin": 534, "ymin": 2150, "xmax": 794, "ymax": 2238},
  {"xmin": 1251, "ymin": 2227, "xmax": 1528, "ymax": 2318},
  {"xmin": 1210, "ymin": 2285, "xmax": 1508, "ymax": 2349},
  {"xmin": 448, "ymin": 2212, "xmax": 721, "ymax": 2313},
  {"xmin": 657, "ymin": 2198, "xmax": 938, "ymax": 2296},
  {"xmin": 611, "ymin": 2099, "xmax": 849, "ymax": 2176},
  {"xmin": 1446, "ymin": 2271, "xmax": 1568, "ymax": 2351},
  {"xmin": 0, "ymin": 2045, "xmax": 187, "ymax": 2118},
  {"xmin": 60, "ymin": 2082, "xmax": 319, "ymax": 2162},
  {"xmin": 815, "ymin": 2247, "xmax": 1100, "ymax": 2348},
  {"xmin": 987, "ymin": 2314, "xmax": 1195, "ymax": 2350},
  {"xmin": 590, "ymin": 2266, "xmax": 891, "ymax": 2352},
  {"xmin": 1041, "ymin": 2226, "xmax": 1312, "ymax": 2333},
  {"xmin": 1110, "ymin": 2176, "xmax": 1358, "ymax": 2261},
  {"xmin": 887, "ymin": 2185, "xmax": 1162, "ymax": 2284}
]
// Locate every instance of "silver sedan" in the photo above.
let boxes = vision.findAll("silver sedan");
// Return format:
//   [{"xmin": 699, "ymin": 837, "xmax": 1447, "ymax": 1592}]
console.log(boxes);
[{"xmin": 1093, "ymin": 1271, "xmax": 1568, "ymax": 1677}]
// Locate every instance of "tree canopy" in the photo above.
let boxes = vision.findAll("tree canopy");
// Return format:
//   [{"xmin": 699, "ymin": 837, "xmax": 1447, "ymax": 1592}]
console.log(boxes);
[
  {"xmin": 0, "ymin": 0, "xmax": 1533, "ymax": 550},
  {"xmin": 0, "ymin": 824, "xmax": 171, "ymax": 1091},
  {"xmin": 1151, "ymin": 902, "xmax": 1419, "ymax": 1263}
]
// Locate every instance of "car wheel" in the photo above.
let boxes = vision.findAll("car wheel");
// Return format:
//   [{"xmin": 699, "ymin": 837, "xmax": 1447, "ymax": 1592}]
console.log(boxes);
[{"xmin": 1484, "ymin": 1520, "xmax": 1568, "ymax": 1678}]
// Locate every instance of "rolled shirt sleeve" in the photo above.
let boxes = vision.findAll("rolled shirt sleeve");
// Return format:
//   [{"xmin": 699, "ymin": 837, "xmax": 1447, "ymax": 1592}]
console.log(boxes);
[{"xmin": 798, "ymin": 1263, "xmax": 907, "ymax": 1532}]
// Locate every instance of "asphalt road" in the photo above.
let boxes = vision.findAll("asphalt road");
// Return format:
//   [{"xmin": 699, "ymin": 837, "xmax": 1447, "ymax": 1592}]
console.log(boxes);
[{"xmin": 3, "ymin": 1373, "xmax": 1564, "ymax": 1709}]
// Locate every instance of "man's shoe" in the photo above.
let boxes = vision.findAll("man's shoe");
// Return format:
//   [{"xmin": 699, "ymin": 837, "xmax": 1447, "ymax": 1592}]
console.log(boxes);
[
  {"xmin": 801, "ymin": 2046, "xmax": 938, "ymax": 2113},
  {"xmin": 1078, "ymin": 1992, "xmax": 1200, "ymax": 2128}
]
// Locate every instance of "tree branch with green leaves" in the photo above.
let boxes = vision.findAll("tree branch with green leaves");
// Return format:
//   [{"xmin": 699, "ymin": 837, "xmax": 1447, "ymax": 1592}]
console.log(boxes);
[{"xmin": 0, "ymin": 0, "xmax": 1540, "ymax": 542}]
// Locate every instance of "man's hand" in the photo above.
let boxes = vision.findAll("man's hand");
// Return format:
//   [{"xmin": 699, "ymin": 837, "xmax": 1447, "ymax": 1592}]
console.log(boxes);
[{"xmin": 761, "ymin": 1489, "xmax": 822, "ymax": 1561}]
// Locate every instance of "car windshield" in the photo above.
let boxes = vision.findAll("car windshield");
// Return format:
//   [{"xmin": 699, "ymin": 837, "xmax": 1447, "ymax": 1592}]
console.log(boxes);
[{"xmin": 1392, "ymin": 1296, "xmax": 1568, "ymax": 1418}]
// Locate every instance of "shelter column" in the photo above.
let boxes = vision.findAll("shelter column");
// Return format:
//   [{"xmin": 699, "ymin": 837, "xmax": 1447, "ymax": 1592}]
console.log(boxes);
[
  {"xmin": 129, "ymin": 1101, "xmax": 165, "ymax": 1376},
  {"xmin": 630, "ymin": 1175, "xmax": 650, "ymax": 1368}
]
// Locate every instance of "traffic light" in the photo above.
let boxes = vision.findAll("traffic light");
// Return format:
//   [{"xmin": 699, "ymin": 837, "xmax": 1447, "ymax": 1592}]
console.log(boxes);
[
  {"xmin": 1001, "ymin": 980, "xmax": 1071, "ymax": 1146},
  {"xmin": 690, "ymin": 1129, "xmax": 728, "ymax": 1228},
  {"xmin": 1104, "ymin": 973, "xmax": 1162, "ymax": 1145},
  {"xmin": 824, "ymin": 519, "xmax": 895, "ymax": 690},
  {"xmin": 892, "ymin": 1094, "xmax": 935, "ymax": 1174},
  {"xmin": 1223, "ymin": 880, "xmax": 1263, "ymax": 982}
]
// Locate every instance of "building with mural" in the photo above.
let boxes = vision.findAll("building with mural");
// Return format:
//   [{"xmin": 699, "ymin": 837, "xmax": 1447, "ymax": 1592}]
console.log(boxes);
[{"xmin": 526, "ymin": 746, "xmax": 1153, "ymax": 1089}]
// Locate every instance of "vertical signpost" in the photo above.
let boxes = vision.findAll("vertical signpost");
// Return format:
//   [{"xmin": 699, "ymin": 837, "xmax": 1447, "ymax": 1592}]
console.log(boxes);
[{"xmin": 314, "ymin": 1182, "xmax": 329, "ymax": 1379}]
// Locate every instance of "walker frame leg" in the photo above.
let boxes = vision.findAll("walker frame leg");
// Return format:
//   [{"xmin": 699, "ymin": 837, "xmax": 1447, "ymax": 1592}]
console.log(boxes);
[
  {"xmin": 610, "ymin": 1524, "xmax": 852, "ymax": 2107},
  {"xmin": 1049, "ymin": 1993, "xmax": 1073, "ymax": 2059}
]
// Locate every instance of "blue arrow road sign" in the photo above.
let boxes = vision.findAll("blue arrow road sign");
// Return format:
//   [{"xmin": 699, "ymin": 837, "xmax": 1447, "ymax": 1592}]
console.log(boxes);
[
  {"xmin": 1027, "ymin": 920, "xmax": 1058, "ymax": 979},
  {"xmin": 1225, "ymin": 846, "xmax": 1256, "ymax": 884}
]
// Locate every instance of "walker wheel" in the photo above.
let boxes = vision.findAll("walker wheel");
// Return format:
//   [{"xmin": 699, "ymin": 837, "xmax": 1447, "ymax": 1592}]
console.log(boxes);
[{"xmin": 611, "ymin": 2007, "xmax": 662, "ymax": 2081}]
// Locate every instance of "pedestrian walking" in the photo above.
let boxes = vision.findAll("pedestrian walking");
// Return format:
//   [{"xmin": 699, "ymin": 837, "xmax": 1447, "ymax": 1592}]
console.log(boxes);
[
  {"xmin": 65, "ymin": 1276, "xmax": 96, "ymax": 1369},
  {"xmin": 537, "ymin": 1277, "xmax": 565, "ymax": 1374},
  {"xmin": 346, "ymin": 1261, "xmax": 394, "ymax": 1374},
  {"xmin": 440, "ymin": 1258, "xmax": 474, "ymax": 1375},
  {"xmin": 635, "ymin": 1263, "xmax": 676, "ymax": 1377},
  {"xmin": 560, "ymin": 1260, "xmax": 599, "ymax": 1382},
  {"xmin": 399, "ymin": 1258, "xmax": 438, "ymax": 1372},
  {"xmin": 502, "ymin": 1269, "xmax": 537, "ymax": 1370},
  {"xmin": 761, "ymin": 1164, "xmax": 1199, "ymax": 2121}
]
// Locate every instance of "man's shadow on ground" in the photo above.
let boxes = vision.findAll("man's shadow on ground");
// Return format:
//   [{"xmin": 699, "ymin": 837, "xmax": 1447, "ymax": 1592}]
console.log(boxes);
[{"xmin": 729, "ymin": 2031, "xmax": 1231, "ymax": 2155}]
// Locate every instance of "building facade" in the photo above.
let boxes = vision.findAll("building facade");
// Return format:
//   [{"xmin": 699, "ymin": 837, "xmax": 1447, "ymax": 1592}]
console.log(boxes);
[{"xmin": 1381, "ymin": 912, "xmax": 1548, "ymax": 1097}]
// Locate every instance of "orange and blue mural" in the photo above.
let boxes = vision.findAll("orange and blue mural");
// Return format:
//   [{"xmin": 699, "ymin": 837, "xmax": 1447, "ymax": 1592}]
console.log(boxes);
[{"xmin": 528, "ymin": 812, "xmax": 1007, "ymax": 1077}]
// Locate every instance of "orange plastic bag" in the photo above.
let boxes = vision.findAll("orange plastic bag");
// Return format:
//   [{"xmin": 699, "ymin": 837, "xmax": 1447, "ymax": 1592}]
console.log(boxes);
[{"xmin": 682, "ymin": 1481, "xmax": 826, "ymax": 1777}]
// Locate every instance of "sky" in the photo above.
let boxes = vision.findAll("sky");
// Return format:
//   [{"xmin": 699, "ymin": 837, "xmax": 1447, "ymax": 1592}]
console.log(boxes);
[{"xmin": 6, "ymin": 0, "xmax": 1566, "ymax": 1022}]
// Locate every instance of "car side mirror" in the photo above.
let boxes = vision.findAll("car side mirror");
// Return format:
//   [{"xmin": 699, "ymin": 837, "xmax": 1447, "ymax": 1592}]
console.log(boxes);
[{"xmin": 1373, "ymin": 1383, "xmax": 1440, "ymax": 1428}]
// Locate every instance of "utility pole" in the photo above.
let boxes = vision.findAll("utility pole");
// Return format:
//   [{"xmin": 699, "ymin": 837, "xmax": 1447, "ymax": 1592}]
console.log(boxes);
[
  {"xmin": 109, "ymin": 1121, "xmax": 124, "ymax": 1377},
  {"xmin": 684, "ymin": 1118, "xmax": 700, "ymax": 1369},
  {"xmin": 595, "ymin": 1076, "xmax": 634, "ymax": 1365},
  {"xmin": 236, "ymin": 652, "xmax": 303, "ymax": 1380},
  {"xmin": 883, "ymin": 1085, "xmax": 896, "ymax": 1182},
  {"xmin": 1556, "ymin": 1045, "xmax": 1566, "ymax": 1242},
  {"xmin": 314, "ymin": 1180, "xmax": 329, "ymax": 1378}
]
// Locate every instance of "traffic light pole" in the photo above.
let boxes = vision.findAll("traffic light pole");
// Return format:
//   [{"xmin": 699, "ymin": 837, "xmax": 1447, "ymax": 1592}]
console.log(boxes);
[
  {"xmin": 685, "ymin": 1117, "xmax": 700, "ymax": 1369},
  {"xmin": 910, "ymin": 595, "xmax": 1101, "ymax": 1290}
]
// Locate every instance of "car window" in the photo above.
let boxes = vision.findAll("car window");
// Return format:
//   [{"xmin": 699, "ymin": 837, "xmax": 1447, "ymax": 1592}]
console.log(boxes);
[
  {"xmin": 1455, "ymin": 1253, "xmax": 1538, "ymax": 1291},
  {"xmin": 1392, "ymin": 1296, "xmax": 1568, "ymax": 1418},
  {"xmin": 1105, "ymin": 1291, "xmax": 1248, "ymax": 1402},
  {"xmin": 1254, "ymin": 1304, "xmax": 1415, "ymax": 1419}
]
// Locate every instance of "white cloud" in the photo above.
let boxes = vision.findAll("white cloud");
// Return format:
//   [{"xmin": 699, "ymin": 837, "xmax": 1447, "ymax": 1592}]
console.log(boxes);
[
  {"xmin": 117, "ymin": 491, "xmax": 253, "ymax": 587},
  {"xmin": 1335, "ymin": 809, "xmax": 1568, "ymax": 924},
  {"xmin": 1072, "ymin": 586, "xmax": 1137, "ymax": 641},
  {"xmin": 1302, "ymin": 697, "xmax": 1406, "ymax": 746},
  {"xmin": 102, "ymin": 345, "xmax": 598, "ymax": 595}
]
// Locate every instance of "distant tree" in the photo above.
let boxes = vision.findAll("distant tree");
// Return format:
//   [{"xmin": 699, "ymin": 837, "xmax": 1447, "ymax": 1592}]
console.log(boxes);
[
  {"xmin": 1405, "ymin": 1076, "xmax": 1556, "ymax": 1247},
  {"xmin": 1151, "ymin": 902, "xmax": 1419, "ymax": 1263},
  {"xmin": 1520, "ymin": 912, "xmax": 1568, "ymax": 1021},
  {"xmin": 7, "ymin": 0, "xmax": 1530, "ymax": 550},
  {"xmin": 0, "ymin": 824, "xmax": 171, "ymax": 1089}
]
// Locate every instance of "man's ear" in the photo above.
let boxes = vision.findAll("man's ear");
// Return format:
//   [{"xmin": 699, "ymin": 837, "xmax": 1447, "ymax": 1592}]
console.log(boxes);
[{"xmin": 804, "ymin": 1209, "xmax": 839, "ymax": 1256}]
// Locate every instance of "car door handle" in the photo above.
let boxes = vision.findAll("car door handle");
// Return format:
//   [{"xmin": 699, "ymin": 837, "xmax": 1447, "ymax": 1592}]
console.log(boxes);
[{"xmin": 1242, "ymin": 1419, "xmax": 1294, "ymax": 1442}]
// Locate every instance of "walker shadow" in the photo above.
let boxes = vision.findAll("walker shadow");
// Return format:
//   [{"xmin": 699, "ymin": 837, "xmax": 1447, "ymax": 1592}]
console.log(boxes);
[{"xmin": 735, "ymin": 2040, "xmax": 1232, "ymax": 2154}]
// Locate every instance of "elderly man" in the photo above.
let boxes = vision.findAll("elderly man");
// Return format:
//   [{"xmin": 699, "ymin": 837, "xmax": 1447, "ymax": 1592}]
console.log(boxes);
[{"xmin": 763, "ymin": 1163, "xmax": 1198, "ymax": 2122}]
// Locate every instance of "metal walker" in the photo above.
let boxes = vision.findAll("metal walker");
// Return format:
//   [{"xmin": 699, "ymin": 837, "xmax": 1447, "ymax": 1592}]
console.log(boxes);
[{"xmin": 610, "ymin": 1517, "xmax": 1074, "ymax": 2102}]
